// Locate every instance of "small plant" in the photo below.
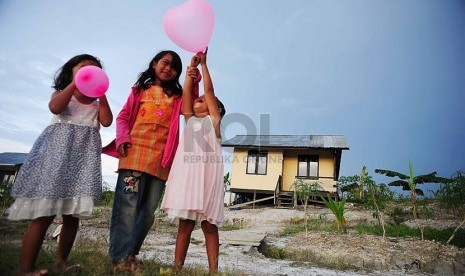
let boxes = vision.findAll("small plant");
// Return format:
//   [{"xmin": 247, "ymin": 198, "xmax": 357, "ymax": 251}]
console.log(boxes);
[
  {"xmin": 291, "ymin": 180, "xmax": 323, "ymax": 236},
  {"xmin": 388, "ymin": 206, "xmax": 408, "ymax": 225},
  {"xmin": 224, "ymin": 172, "xmax": 231, "ymax": 191},
  {"xmin": 292, "ymin": 179, "xmax": 323, "ymax": 211},
  {"xmin": 365, "ymin": 172, "xmax": 386, "ymax": 239},
  {"xmin": 320, "ymin": 195, "xmax": 347, "ymax": 233}
]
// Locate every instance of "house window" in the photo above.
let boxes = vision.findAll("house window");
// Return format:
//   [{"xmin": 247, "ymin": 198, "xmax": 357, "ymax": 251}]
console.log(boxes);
[
  {"xmin": 246, "ymin": 150, "xmax": 267, "ymax": 175},
  {"xmin": 297, "ymin": 155, "xmax": 318, "ymax": 178}
]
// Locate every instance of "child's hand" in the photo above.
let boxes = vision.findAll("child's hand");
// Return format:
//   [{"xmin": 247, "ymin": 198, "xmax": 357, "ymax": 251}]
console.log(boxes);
[
  {"xmin": 118, "ymin": 142, "xmax": 131, "ymax": 157},
  {"xmin": 197, "ymin": 47, "xmax": 208, "ymax": 65},
  {"xmin": 190, "ymin": 55, "xmax": 200, "ymax": 67},
  {"xmin": 186, "ymin": 66, "xmax": 199, "ymax": 79}
]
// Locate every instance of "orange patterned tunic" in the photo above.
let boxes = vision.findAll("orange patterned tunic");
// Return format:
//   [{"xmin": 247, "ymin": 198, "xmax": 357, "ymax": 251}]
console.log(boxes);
[{"xmin": 118, "ymin": 86, "xmax": 174, "ymax": 180}]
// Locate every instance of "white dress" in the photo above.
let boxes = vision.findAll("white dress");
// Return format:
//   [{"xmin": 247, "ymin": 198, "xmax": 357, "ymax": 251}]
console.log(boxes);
[
  {"xmin": 7, "ymin": 96, "xmax": 102, "ymax": 220},
  {"xmin": 161, "ymin": 116, "xmax": 224, "ymax": 226}
]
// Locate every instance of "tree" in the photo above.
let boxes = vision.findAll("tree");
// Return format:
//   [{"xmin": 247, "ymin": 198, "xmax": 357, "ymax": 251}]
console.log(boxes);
[
  {"xmin": 359, "ymin": 165, "xmax": 368, "ymax": 199},
  {"xmin": 375, "ymin": 160, "xmax": 450, "ymax": 218},
  {"xmin": 336, "ymin": 175, "xmax": 360, "ymax": 200},
  {"xmin": 291, "ymin": 179, "xmax": 323, "ymax": 236}
]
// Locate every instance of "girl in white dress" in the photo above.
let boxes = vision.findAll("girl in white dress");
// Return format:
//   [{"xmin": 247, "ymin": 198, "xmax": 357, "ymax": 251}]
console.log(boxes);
[
  {"xmin": 7, "ymin": 54, "xmax": 113, "ymax": 276},
  {"xmin": 161, "ymin": 47, "xmax": 225, "ymax": 274}
]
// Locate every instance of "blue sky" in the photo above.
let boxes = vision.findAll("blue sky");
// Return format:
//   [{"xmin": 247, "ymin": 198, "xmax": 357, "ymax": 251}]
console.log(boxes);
[{"xmin": 1, "ymin": 0, "xmax": 464, "ymax": 195}]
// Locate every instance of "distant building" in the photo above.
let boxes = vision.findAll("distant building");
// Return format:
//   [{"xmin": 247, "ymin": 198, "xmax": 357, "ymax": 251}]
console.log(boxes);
[
  {"xmin": 222, "ymin": 135, "xmax": 349, "ymax": 207},
  {"xmin": 0, "ymin": 152, "xmax": 28, "ymax": 183}
]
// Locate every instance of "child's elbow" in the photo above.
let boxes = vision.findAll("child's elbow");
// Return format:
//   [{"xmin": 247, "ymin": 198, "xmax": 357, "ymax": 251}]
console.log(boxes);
[
  {"xmin": 48, "ymin": 103, "xmax": 62, "ymax": 115},
  {"xmin": 101, "ymin": 118, "xmax": 113, "ymax": 127},
  {"xmin": 101, "ymin": 121, "xmax": 112, "ymax": 127}
]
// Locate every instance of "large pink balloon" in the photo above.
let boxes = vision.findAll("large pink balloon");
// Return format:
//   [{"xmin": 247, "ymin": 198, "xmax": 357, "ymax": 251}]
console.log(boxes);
[
  {"xmin": 163, "ymin": 0, "xmax": 214, "ymax": 53},
  {"xmin": 75, "ymin": 65, "xmax": 109, "ymax": 98}
]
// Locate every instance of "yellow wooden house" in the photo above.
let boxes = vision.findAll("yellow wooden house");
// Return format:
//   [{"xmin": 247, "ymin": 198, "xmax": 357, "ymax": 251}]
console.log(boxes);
[{"xmin": 222, "ymin": 135, "xmax": 349, "ymax": 207}]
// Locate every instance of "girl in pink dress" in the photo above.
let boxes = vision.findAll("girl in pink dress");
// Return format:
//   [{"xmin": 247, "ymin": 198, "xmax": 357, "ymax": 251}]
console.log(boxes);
[{"xmin": 161, "ymin": 47, "xmax": 225, "ymax": 273}]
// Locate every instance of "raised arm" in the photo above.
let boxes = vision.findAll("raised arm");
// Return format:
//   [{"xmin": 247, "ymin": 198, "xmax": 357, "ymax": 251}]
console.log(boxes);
[
  {"xmin": 199, "ymin": 48, "xmax": 220, "ymax": 120},
  {"xmin": 182, "ymin": 55, "xmax": 200, "ymax": 120},
  {"xmin": 198, "ymin": 48, "xmax": 221, "ymax": 138}
]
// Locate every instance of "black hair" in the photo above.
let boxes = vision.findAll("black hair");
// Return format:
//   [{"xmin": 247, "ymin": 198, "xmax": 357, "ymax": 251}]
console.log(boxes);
[
  {"xmin": 53, "ymin": 54, "xmax": 102, "ymax": 91},
  {"xmin": 135, "ymin": 50, "xmax": 183, "ymax": 97},
  {"xmin": 216, "ymin": 97, "xmax": 226, "ymax": 118}
]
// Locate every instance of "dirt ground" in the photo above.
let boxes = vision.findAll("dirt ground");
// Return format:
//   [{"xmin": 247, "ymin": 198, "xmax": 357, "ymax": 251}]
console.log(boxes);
[{"xmin": 76, "ymin": 205, "xmax": 465, "ymax": 275}]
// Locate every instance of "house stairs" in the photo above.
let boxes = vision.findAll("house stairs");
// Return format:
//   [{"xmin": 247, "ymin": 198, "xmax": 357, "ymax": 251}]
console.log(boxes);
[{"xmin": 276, "ymin": 191, "xmax": 295, "ymax": 208}]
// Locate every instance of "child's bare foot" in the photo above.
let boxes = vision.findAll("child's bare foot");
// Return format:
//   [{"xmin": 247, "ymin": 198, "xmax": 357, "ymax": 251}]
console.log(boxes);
[
  {"xmin": 128, "ymin": 255, "xmax": 144, "ymax": 271},
  {"xmin": 54, "ymin": 262, "xmax": 82, "ymax": 274},
  {"xmin": 22, "ymin": 268, "xmax": 48, "ymax": 276}
]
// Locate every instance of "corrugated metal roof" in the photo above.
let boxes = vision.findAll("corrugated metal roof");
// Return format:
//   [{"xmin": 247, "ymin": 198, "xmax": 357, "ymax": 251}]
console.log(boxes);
[
  {"xmin": 222, "ymin": 135, "xmax": 349, "ymax": 149},
  {"xmin": 0, "ymin": 152, "xmax": 28, "ymax": 166}
]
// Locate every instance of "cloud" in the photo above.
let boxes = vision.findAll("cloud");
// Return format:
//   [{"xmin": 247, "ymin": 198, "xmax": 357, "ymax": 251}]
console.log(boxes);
[{"xmin": 0, "ymin": 138, "xmax": 31, "ymax": 153}]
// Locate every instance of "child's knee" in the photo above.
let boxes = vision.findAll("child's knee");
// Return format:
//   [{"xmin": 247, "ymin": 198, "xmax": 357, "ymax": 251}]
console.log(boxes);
[
  {"xmin": 179, "ymin": 219, "xmax": 195, "ymax": 232},
  {"xmin": 201, "ymin": 221, "xmax": 217, "ymax": 234}
]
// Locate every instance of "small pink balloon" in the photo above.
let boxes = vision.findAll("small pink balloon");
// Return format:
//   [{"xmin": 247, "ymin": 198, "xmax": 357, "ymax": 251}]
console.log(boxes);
[
  {"xmin": 75, "ymin": 65, "xmax": 109, "ymax": 98},
  {"xmin": 163, "ymin": 0, "xmax": 215, "ymax": 53}
]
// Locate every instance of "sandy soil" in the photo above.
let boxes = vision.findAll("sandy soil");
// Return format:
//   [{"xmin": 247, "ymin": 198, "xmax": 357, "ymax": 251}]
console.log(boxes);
[{"xmin": 75, "ymin": 205, "xmax": 464, "ymax": 275}]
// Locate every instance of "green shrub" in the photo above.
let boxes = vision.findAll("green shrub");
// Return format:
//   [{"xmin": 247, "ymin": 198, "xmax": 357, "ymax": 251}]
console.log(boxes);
[
  {"xmin": 434, "ymin": 170, "xmax": 465, "ymax": 215},
  {"xmin": 97, "ymin": 181, "xmax": 114, "ymax": 207},
  {"xmin": 0, "ymin": 181, "xmax": 14, "ymax": 211},
  {"xmin": 388, "ymin": 206, "xmax": 408, "ymax": 225}
]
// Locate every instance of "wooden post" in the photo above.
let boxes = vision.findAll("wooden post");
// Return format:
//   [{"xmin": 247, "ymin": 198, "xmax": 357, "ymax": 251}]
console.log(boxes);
[{"xmin": 253, "ymin": 191, "xmax": 257, "ymax": 209}]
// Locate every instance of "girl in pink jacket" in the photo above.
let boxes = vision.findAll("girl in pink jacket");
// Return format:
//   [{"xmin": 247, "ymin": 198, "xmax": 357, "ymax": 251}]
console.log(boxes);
[{"xmin": 103, "ymin": 50, "xmax": 199, "ymax": 272}]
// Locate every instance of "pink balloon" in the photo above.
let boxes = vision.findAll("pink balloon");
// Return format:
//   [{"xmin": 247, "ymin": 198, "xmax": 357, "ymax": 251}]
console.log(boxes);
[
  {"xmin": 163, "ymin": 0, "xmax": 215, "ymax": 53},
  {"xmin": 75, "ymin": 65, "xmax": 109, "ymax": 98}
]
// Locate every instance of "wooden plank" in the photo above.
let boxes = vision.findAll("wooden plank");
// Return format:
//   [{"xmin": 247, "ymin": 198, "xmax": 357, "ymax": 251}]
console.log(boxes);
[
  {"xmin": 192, "ymin": 229, "xmax": 266, "ymax": 247},
  {"xmin": 226, "ymin": 196, "xmax": 275, "ymax": 210}
]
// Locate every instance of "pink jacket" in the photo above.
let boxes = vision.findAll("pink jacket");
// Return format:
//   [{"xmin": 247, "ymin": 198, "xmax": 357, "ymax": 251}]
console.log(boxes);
[{"xmin": 102, "ymin": 76, "xmax": 200, "ymax": 168}]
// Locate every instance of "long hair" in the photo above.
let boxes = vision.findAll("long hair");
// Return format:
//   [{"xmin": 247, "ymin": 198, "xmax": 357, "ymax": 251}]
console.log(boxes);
[
  {"xmin": 216, "ymin": 97, "xmax": 226, "ymax": 118},
  {"xmin": 53, "ymin": 54, "xmax": 102, "ymax": 91},
  {"xmin": 135, "ymin": 50, "xmax": 183, "ymax": 97}
]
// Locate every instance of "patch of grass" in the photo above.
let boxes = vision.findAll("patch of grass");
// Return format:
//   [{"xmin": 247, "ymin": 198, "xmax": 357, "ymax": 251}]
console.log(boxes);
[
  {"xmin": 0, "ymin": 218, "xmax": 29, "ymax": 239},
  {"xmin": 0, "ymin": 242, "xmax": 21, "ymax": 275},
  {"xmin": 282, "ymin": 224, "xmax": 307, "ymax": 236},
  {"xmin": 282, "ymin": 216, "xmax": 336, "ymax": 236},
  {"xmin": 289, "ymin": 216, "xmax": 305, "ymax": 225},
  {"xmin": 355, "ymin": 223, "xmax": 465, "ymax": 248},
  {"xmin": 220, "ymin": 218, "xmax": 246, "ymax": 231},
  {"xmin": 261, "ymin": 244, "xmax": 359, "ymax": 272},
  {"xmin": 259, "ymin": 244, "xmax": 286, "ymax": 259}
]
